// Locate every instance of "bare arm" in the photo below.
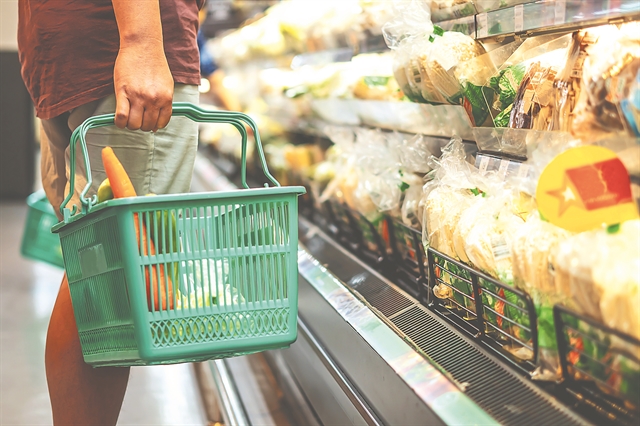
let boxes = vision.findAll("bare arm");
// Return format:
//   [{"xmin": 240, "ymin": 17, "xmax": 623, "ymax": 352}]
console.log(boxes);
[{"xmin": 112, "ymin": 0, "xmax": 174, "ymax": 132}]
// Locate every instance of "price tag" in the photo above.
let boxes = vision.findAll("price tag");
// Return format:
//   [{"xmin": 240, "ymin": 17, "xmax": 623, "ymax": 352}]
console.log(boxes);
[
  {"xmin": 514, "ymin": 5, "xmax": 524, "ymax": 33},
  {"xmin": 477, "ymin": 13, "xmax": 488, "ymax": 38},
  {"xmin": 554, "ymin": 0, "xmax": 567, "ymax": 26},
  {"xmin": 517, "ymin": 163, "xmax": 532, "ymax": 179},
  {"xmin": 498, "ymin": 159, "xmax": 510, "ymax": 179},
  {"xmin": 478, "ymin": 155, "xmax": 491, "ymax": 172}
]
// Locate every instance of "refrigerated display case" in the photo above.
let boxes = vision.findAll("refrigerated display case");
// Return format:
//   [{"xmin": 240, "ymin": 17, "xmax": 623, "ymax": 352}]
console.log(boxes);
[{"xmin": 194, "ymin": 1, "xmax": 640, "ymax": 424}]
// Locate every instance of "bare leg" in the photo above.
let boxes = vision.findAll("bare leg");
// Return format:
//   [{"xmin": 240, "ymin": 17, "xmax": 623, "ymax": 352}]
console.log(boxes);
[{"xmin": 45, "ymin": 275, "xmax": 130, "ymax": 425}]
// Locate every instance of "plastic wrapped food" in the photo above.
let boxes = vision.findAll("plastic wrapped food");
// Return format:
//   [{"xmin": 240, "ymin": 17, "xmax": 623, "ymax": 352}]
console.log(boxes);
[
  {"xmin": 422, "ymin": 137, "xmax": 481, "ymax": 256},
  {"xmin": 592, "ymin": 220, "xmax": 640, "ymax": 343},
  {"xmin": 509, "ymin": 60, "xmax": 560, "ymax": 131},
  {"xmin": 351, "ymin": 53, "xmax": 404, "ymax": 101},
  {"xmin": 393, "ymin": 47, "xmax": 424, "ymax": 102},
  {"xmin": 426, "ymin": 31, "xmax": 486, "ymax": 100},
  {"xmin": 555, "ymin": 219, "xmax": 640, "ymax": 332},
  {"xmin": 511, "ymin": 213, "xmax": 573, "ymax": 380},
  {"xmin": 551, "ymin": 31, "xmax": 596, "ymax": 133},
  {"xmin": 483, "ymin": 34, "xmax": 572, "ymax": 129},
  {"xmin": 554, "ymin": 230, "xmax": 604, "ymax": 321},
  {"xmin": 572, "ymin": 23, "xmax": 640, "ymax": 141},
  {"xmin": 458, "ymin": 195, "xmax": 526, "ymax": 284},
  {"xmin": 424, "ymin": 187, "xmax": 476, "ymax": 258},
  {"xmin": 176, "ymin": 259, "xmax": 245, "ymax": 309},
  {"xmin": 353, "ymin": 76, "xmax": 403, "ymax": 101},
  {"xmin": 401, "ymin": 175, "xmax": 426, "ymax": 229},
  {"xmin": 554, "ymin": 220, "xmax": 640, "ymax": 399},
  {"xmin": 404, "ymin": 41, "xmax": 447, "ymax": 104},
  {"xmin": 383, "ymin": 0, "xmax": 442, "ymax": 104},
  {"xmin": 491, "ymin": 64, "xmax": 526, "ymax": 127},
  {"xmin": 415, "ymin": 40, "xmax": 450, "ymax": 104}
]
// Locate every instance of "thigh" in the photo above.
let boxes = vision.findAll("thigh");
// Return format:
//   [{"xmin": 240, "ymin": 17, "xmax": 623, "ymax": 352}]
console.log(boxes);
[
  {"xmin": 64, "ymin": 85, "xmax": 199, "ymax": 213},
  {"xmin": 147, "ymin": 84, "xmax": 200, "ymax": 195},
  {"xmin": 41, "ymin": 114, "xmax": 71, "ymax": 220}
]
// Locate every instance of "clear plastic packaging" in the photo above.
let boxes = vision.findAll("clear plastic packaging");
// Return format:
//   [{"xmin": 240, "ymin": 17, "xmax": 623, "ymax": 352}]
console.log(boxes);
[
  {"xmin": 393, "ymin": 47, "xmax": 424, "ymax": 102},
  {"xmin": 553, "ymin": 220, "xmax": 640, "ymax": 397},
  {"xmin": 458, "ymin": 193, "xmax": 527, "ymax": 284},
  {"xmin": 426, "ymin": 31, "xmax": 487, "ymax": 105},
  {"xmin": 511, "ymin": 213, "xmax": 573, "ymax": 380},
  {"xmin": 383, "ymin": 0, "xmax": 439, "ymax": 104},
  {"xmin": 571, "ymin": 23, "xmax": 640, "ymax": 141},
  {"xmin": 483, "ymin": 34, "xmax": 573, "ymax": 128},
  {"xmin": 422, "ymin": 136, "xmax": 481, "ymax": 257}
]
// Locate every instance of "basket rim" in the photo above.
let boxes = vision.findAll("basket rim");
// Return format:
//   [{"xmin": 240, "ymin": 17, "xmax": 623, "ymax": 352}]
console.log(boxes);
[
  {"xmin": 52, "ymin": 185, "xmax": 306, "ymax": 233},
  {"xmin": 27, "ymin": 190, "xmax": 56, "ymax": 214}
]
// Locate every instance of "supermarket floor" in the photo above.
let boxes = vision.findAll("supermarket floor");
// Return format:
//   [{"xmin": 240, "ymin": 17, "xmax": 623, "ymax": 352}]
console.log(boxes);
[{"xmin": 0, "ymin": 201, "xmax": 208, "ymax": 425}]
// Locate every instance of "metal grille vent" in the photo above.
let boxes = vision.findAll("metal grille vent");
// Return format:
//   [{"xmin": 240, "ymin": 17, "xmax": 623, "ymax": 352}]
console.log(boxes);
[
  {"xmin": 391, "ymin": 306, "xmax": 583, "ymax": 426},
  {"xmin": 302, "ymin": 228, "xmax": 586, "ymax": 426},
  {"xmin": 347, "ymin": 273, "xmax": 413, "ymax": 318}
]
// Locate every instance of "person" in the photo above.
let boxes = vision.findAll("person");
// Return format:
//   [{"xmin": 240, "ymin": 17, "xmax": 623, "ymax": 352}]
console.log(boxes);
[{"xmin": 17, "ymin": 1, "xmax": 204, "ymax": 424}]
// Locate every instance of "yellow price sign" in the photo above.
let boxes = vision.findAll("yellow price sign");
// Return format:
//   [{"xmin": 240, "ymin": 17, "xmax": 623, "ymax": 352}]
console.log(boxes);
[{"xmin": 536, "ymin": 146, "xmax": 639, "ymax": 233}]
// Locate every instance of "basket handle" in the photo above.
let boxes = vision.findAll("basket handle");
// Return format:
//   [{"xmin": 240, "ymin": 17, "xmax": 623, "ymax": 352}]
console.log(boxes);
[{"xmin": 61, "ymin": 102, "xmax": 279, "ymax": 219}]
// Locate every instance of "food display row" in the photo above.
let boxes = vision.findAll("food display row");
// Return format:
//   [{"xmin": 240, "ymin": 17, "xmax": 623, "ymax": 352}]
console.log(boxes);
[{"xmin": 201, "ymin": 0, "xmax": 640, "ymax": 423}]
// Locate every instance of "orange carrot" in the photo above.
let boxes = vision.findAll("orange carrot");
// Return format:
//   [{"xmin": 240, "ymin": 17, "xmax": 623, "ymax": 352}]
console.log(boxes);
[
  {"xmin": 102, "ymin": 146, "xmax": 137, "ymax": 198},
  {"xmin": 102, "ymin": 147, "xmax": 174, "ymax": 311}
]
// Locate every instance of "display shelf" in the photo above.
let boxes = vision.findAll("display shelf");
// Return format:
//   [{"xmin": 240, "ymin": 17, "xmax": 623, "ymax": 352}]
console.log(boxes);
[
  {"xmin": 431, "ymin": 1, "xmax": 478, "ymax": 23},
  {"xmin": 554, "ymin": 305, "xmax": 640, "ymax": 426},
  {"xmin": 476, "ymin": 0, "xmax": 640, "ymax": 40},
  {"xmin": 291, "ymin": 33, "xmax": 388, "ymax": 69},
  {"xmin": 309, "ymin": 99, "xmax": 476, "ymax": 140},
  {"xmin": 290, "ymin": 47, "xmax": 354, "ymax": 69},
  {"xmin": 426, "ymin": 247, "xmax": 539, "ymax": 372},
  {"xmin": 435, "ymin": 15, "xmax": 477, "ymax": 36},
  {"xmin": 200, "ymin": 148, "xmax": 640, "ymax": 426}
]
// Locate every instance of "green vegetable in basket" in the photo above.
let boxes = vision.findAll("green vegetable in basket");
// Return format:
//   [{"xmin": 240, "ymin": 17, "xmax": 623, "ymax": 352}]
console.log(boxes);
[
  {"xmin": 97, "ymin": 178, "xmax": 114, "ymax": 203},
  {"xmin": 146, "ymin": 194, "xmax": 180, "ymax": 284}
]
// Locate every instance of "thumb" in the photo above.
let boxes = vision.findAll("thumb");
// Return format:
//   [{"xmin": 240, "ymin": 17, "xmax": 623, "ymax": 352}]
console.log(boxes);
[{"xmin": 114, "ymin": 91, "xmax": 130, "ymax": 129}]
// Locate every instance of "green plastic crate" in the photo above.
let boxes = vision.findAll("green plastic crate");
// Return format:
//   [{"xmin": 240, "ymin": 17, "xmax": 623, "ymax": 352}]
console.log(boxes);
[
  {"xmin": 21, "ymin": 190, "xmax": 64, "ymax": 268},
  {"xmin": 52, "ymin": 103, "xmax": 306, "ymax": 367}
]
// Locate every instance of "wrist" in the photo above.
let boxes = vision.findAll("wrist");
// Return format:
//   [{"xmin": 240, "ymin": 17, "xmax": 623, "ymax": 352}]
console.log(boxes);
[{"xmin": 119, "ymin": 34, "xmax": 164, "ymax": 51}]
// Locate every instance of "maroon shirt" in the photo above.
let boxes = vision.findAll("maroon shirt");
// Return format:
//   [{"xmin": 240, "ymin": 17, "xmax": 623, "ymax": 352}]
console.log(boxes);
[{"xmin": 18, "ymin": 0, "xmax": 203, "ymax": 120}]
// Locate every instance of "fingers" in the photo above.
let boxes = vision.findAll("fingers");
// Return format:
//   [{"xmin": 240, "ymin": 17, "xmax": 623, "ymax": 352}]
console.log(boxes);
[
  {"xmin": 127, "ymin": 102, "xmax": 144, "ymax": 131},
  {"xmin": 156, "ymin": 105, "xmax": 172, "ymax": 132},
  {"xmin": 140, "ymin": 107, "xmax": 160, "ymax": 132},
  {"xmin": 116, "ymin": 94, "xmax": 173, "ymax": 132},
  {"xmin": 114, "ymin": 92, "xmax": 130, "ymax": 129}
]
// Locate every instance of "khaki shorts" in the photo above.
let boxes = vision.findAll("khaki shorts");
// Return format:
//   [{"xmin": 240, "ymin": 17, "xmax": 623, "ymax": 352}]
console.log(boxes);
[{"xmin": 41, "ymin": 84, "xmax": 199, "ymax": 220}]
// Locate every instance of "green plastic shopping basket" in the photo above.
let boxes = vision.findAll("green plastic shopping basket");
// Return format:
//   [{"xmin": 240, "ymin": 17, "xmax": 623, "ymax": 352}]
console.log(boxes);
[
  {"xmin": 21, "ymin": 190, "xmax": 65, "ymax": 268},
  {"xmin": 52, "ymin": 103, "xmax": 306, "ymax": 367}
]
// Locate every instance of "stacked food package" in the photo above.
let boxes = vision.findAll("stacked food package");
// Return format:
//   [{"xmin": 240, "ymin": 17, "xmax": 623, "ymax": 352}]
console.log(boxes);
[{"xmin": 203, "ymin": 0, "xmax": 640, "ymax": 413}]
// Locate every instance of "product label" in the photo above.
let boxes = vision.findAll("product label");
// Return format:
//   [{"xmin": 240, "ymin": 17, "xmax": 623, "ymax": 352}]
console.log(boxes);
[
  {"xmin": 554, "ymin": 0, "xmax": 567, "ymax": 26},
  {"xmin": 514, "ymin": 5, "xmax": 524, "ymax": 32},
  {"xmin": 498, "ymin": 159, "xmax": 510, "ymax": 179},
  {"xmin": 491, "ymin": 236, "xmax": 511, "ymax": 262},
  {"xmin": 537, "ymin": 146, "xmax": 639, "ymax": 232},
  {"xmin": 478, "ymin": 155, "xmax": 491, "ymax": 173},
  {"xmin": 477, "ymin": 13, "xmax": 488, "ymax": 38}
]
